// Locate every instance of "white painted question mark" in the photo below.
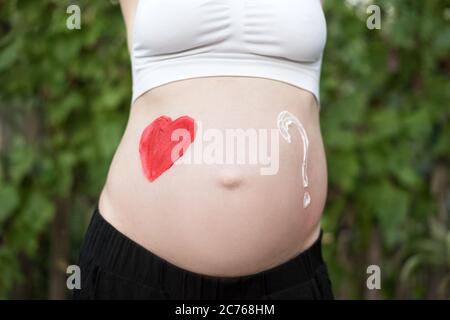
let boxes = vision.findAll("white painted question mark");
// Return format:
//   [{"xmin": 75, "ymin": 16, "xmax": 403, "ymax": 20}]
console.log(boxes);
[{"xmin": 277, "ymin": 111, "xmax": 311, "ymax": 209}]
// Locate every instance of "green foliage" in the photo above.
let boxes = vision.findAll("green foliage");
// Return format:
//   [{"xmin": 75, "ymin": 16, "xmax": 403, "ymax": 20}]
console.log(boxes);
[
  {"xmin": 0, "ymin": 0, "xmax": 129, "ymax": 298},
  {"xmin": 0, "ymin": 0, "xmax": 449, "ymax": 299},
  {"xmin": 320, "ymin": 0, "xmax": 450, "ymax": 299}
]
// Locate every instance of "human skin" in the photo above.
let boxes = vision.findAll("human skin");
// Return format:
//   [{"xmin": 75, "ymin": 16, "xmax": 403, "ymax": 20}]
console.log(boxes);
[{"xmin": 97, "ymin": 0, "xmax": 328, "ymax": 277}]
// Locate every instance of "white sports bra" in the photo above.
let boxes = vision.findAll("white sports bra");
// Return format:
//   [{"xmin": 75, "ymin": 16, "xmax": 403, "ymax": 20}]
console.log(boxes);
[{"xmin": 131, "ymin": 0, "xmax": 327, "ymax": 105}]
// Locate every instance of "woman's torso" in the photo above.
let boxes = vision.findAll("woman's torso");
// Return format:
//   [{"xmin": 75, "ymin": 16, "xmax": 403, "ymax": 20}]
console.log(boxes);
[
  {"xmin": 99, "ymin": 77, "xmax": 327, "ymax": 277},
  {"xmin": 98, "ymin": 0, "xmax": 328, "ymax": 277}
]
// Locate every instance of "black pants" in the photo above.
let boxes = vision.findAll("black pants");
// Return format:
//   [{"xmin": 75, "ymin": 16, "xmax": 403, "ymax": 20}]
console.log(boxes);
[{"xmin": 73, "ymin": 207, "xmax": 334, "ymax": 300}]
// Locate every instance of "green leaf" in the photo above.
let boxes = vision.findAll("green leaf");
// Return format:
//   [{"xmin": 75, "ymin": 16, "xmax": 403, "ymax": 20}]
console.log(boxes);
[{"xmin": 0, "ymin": 185, "xmax": 19, "ymax": 224}]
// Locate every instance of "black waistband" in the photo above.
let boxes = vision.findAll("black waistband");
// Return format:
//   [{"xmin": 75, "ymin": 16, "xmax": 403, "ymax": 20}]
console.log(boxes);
[{"xmin": 79, "ymin": 206, "xmax": 326, "ymax": 299}]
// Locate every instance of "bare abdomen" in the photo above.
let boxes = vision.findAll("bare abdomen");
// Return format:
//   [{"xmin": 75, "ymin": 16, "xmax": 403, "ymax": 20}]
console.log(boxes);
[{"xmin": 99, "ymin": 77, "xmax": 328, "ymax": 277}]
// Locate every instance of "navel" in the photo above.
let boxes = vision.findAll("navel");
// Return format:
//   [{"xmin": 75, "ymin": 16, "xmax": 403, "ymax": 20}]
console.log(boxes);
[{"xmin": 217, "ymin": 168, "xmax": 244, "ymax": 190}]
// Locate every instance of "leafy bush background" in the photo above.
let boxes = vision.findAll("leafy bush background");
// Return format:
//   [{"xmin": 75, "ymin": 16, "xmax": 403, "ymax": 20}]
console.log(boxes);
[{"xmin": 0, "ymin": 0, "xmax": 448, "ymax": 299}]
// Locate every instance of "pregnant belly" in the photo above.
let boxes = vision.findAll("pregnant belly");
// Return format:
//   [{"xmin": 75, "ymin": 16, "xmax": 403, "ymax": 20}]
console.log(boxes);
[{"xmin": 98, "ymin": 77, "xmax": 328, "ymax": 277}]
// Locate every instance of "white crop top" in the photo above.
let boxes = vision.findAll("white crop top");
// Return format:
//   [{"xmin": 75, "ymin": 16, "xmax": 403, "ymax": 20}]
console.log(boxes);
[{"xmin": 131, "ymin": 0, "xmax": 327, "ymax": 105}]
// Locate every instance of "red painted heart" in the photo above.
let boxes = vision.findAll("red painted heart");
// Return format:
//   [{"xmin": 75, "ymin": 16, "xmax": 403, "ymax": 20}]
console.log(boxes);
[{"xmin": 139, "ymin": 115, "xmax": 196, "ymax": 182}]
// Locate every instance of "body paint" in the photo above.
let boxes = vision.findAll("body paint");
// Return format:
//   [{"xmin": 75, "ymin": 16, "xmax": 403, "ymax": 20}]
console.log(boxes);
[
  {"xmin": 139, "ymin": 115, "xmax": 196, "ymax": 182},
  {"xmin": 277, "ymin": 111, "xmax": 311, "ymax": 209}
]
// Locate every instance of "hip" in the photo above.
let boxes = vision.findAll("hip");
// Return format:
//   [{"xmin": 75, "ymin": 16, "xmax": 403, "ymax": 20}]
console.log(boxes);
[{"xmin": 75, "ymin": 207, "xmax": 334, "ymax": 300}]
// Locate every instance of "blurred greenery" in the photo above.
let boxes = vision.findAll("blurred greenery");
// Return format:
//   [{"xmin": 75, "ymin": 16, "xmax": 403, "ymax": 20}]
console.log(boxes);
[{"xmin": 0, "ymin": 0, "xmax": 449, "ymax": 299}]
